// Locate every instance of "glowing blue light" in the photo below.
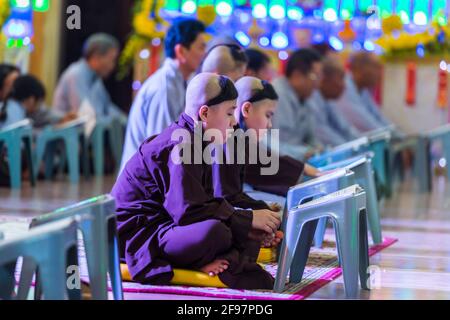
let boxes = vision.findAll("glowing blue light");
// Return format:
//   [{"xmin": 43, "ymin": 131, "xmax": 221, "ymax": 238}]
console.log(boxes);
[
  {"xmin": 216, "ymin": 1, "xmax": 233, "ymax": 17},
  {"xmin": 367, "ymin": 16, "xmax": 381, "ymax": 30},
  {"xmin": 278, "ymin": 50, "xmax": 289, "ymax": 60},
  {"xmin": 235, "ymin": 31, "xmax": 251, "ymax": 47},
  {"xmin": 132, "ymin": 81, "xmax": 142, "ymax": 91},
  {"xmin": 353, "ymin": 41, "xmax": 362, "ymax": 50},
  {"xmin": 139, "ymin": 49, "xmax": 150, "ymax": 59},
  {"xmin": 441, "ymin": 61, "xmax": 449, "ymax": 71},
  {"xmin": 259, "ymin": 36, "xmax": 270, "ymax": 47},
  {"xmin": 313, "ymin": 10, "xmax": 322, "ymax": 18},
  {"xmin": 181, "ymin": 1, "xmax": 197, "ymax": 14},
  {"xmin": 152, "ymin": 38, "xmax": 161, "ymax": 46},
  {"xmin": 271, "ymin": 31, "xmax": 288, "ymax": 49},
  {"xmin": 439, "ymin": 158, "xmax": 447, "ymax": 168},
  {"xmin": 313, "ymin": 33, "xmax": 325, "ymax": 43},
  {"xmin": 253, "ymin": 4, "xmax": 267, "ymax": 19},
  {"xmin": 239, "ymin": 12, "xmax": 251, "ymax": 24},
  {"xmin": 287, "ymin": 7, "xmax": 303, "ymax": 20},
  {"xmin": 329, "ymin": 36, "xmax": 344, "ymax": 51},
  {"xmin": 269, "ymin": 4, "xmax": 286, "ymax": 20},
  {"xmin": 416, "ymin": 44, "xmax": 425, "ymax": 58},
  {"xmin": 323, "ymin": 8, "xmax": 338, "ymax": 22},
  {"xmin": 364, "ymin": 40, "xmax": 375, "ymax": 51},
  {"xmin": 4, "ymin": 19, "xmax": 31, "ymax": 38}
]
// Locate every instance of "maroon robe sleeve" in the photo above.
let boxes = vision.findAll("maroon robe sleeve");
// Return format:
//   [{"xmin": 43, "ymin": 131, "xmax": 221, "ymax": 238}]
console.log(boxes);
[
  {"xmin": 155, "ymin": 154, "xmax": 254, "ymax": 245},
  {"xmin": 245, "ymin": 150, "xmax": 305, "ymax": 197}
]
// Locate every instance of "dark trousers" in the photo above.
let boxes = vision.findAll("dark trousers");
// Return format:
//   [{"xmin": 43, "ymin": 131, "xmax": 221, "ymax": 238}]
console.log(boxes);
[{"xmin": 159, "ymin": 219, "xmax": 274, "ymax": 290}]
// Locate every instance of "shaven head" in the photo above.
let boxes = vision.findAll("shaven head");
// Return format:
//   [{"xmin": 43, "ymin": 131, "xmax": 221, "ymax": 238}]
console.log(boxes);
[
  {"xmin": 348, "ymin": 51, "xmax": 382, "ymax": 90},
  {"xmin": 185, "ymin": 72, "xmax": 223, "ymax": 119},
  {"xmin": 185, "ymin": 72, "xmax": 238, "ymax": 142},
  {"xmin": 320, "ymin": 57, "xmax": 346, "ymax": 100},
  {"xmin": 235, "ymin": 76, "xmax": 264, "ymax": 110},
  {"xmin": 235, "ymin": 76, "xmax": 278, "ymax": 138},
  {"xmin": 201, "ymin": 44, "xmax": 248, "ymax": 82}
]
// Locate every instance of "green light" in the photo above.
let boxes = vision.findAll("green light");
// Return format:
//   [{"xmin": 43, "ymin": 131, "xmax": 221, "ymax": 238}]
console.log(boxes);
[
  {"xmin": 399, "ymin": 10, "xmax": 410, "ymax": 24},
  {"xmin": 165, "ymin": 0, "xmax": 180, "ymax": 11},
  {"xmin": 412, "ymin": 1, "xmax": 428, "ymax": 25},
  {"xmin": 181, "ymin": 0, "xmax": 197, "ymax": 14},
  {"xmin": 235, "ymin": 0, "xmax": 247, "ymax": 6},
  {"xmin": 16, "ymin": 38, "xmax": 23, "ymax": 48},
  {"xmin": 341, "ymin": 9, "xmax": 351, "ymax": 20},
  {"xmin": 378, "ymin": 0, "xmax": 393, "ymax": 18},
  {"xmin": 437, "ymin": 15, "xmax": 448, "ymax": 26},
  {"xmin": 433, "ymin": 0, "xmax": 447, "ymax": 25},
  {"xmin": 6, "ymin": 39, "xmax": 15, "ymax": 48},
  {"xmin": 324, "ymin": 0, "xmax": 338, "ymax": 10},
  {"xmin": 323, "ymin": 0, "xmax": 338, "ymax": 21},
  {"xmin": 251, "ymin": 0, "xmax": 268, "ymax": 19},
  {"xmin": 198, "ymin": 0, "xmax": 214, "ymax": 6},
  {"xmin": 359, "ymin": 0, "xmax": 372, "ymax": 13},
  {"xmin": 287, "ymin": 7, "xmax": 303, "ymax": 20},
  {"xmin": 340, "ymin": 0, "xmax": 355, "ymax": 19},
  {"xmin": 396, "ymin": 0, "xmax": 412, "ymax": 23},
  {"xmin": 32, "ymin": 0, "xmax": 49, "ymax": 12},
  {"xmin": 11, "ymin": 0, "xmax": 31, "ymax": 9},
  {"xmin": 269, "ymin": 0, "xmax": 286, "ymax": 20}
]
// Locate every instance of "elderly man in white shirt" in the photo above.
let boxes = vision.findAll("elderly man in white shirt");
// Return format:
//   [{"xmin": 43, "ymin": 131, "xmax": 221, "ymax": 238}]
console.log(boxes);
[
  {"xmin": 271, "ymin": 49, "xmax": 324, "ymax": 161},
  {"xmin": 309, "ymin": 57, "xmax": 360, "ymax": 147},
  {"xmin": 335, "ymin": 51, "xmax": 392, "ymax": 133}
]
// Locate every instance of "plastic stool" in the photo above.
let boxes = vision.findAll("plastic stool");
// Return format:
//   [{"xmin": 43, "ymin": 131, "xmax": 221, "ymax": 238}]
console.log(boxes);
[
  {"xmin": 274, "ymin": 185, "xmax": 370, "ymax": 298},
  {"xmin": 0, "ymin": 218, "xmax": 79, "ymax": 300},
  {"xmin": 0, "ymin": 119, "xmax": 36, "ymax": 189},
  {"xmin": 19, "ymin": 195, "xmax": 123, "ymax": 300}
]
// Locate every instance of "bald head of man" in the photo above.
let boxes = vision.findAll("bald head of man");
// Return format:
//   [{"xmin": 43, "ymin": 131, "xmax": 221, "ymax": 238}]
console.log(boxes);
[
  {"xmin": 320, "ymin": 57, "xmax": 346, "ymax": 100},
  {"xmin": 201, "ymin": 44, "xmax": 248, "ymax": 82},
  {"xmin": 185, "ymin": 72, "xmax": 238, "ymax": 142},
  {"xmin": 349, "ymin": 51, "xmax": 383, "ymax": 91},
  {"xmin": 234, "ymin": 76, "xmax": 278, "ymax": 140}
]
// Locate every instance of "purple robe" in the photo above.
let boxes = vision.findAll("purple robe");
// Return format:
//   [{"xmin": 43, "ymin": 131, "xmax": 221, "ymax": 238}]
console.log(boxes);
[
  {"xmin": 111, "ymin": 113, "xmax": 274, "ymax": 289},
  {"xmin": 214, "ymin": 126, "xmax": 305, "ymax": 199}
]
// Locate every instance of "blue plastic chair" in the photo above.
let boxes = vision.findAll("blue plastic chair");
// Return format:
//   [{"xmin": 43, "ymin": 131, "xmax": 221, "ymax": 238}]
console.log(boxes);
[
  {"xmin": 34, "ymin": 119, "xmax": 87, "ymax": 184},
  {"xmin": 367, "ymin": 129, "xmax": 391, "ymax": 197},
  {"xmin": 317, "ymin": 154, "xmax": 383, "ymax": 245},
  {"xmin": 275, "ymin": 185, "xmax": 370, "ymax": 298},
  {"xmin": 90, "ymin": 116, "xmax": 125, "ymax": 176},
  {"xmin": 18, "ymin": 194, "xmax": 123, "ymax": 300},
  {"xmin": 309, "ymin": 137, "xmax": 370, "ymax": 168},
  {"xmin": 0, "ymin": 119, "xmax": 36, "ymax": 189},
  {"xmin": 0, "ymin": 218, "xmax": 80, "ymax": 300},
  {"xmin": 283, "ymin": 169, "xmax": 355, "ymax": 235},
  {"xmin": 414, "ymin": 124, "xmax": 450, "ymax": 193}
]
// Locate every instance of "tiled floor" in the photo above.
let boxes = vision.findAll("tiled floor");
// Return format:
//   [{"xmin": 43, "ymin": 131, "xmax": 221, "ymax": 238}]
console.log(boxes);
[{"xmin": 1, "ymin": 174, "xmax": 450, "ymax": 300}]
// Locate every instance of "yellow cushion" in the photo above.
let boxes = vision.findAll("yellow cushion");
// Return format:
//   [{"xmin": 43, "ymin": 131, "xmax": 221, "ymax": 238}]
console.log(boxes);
[
  {"xmin": 120, "ymin": 264, "xmax": 228, "ymax": 288},
  {"xmin": 120, "ymin": 248, "xmax": 275, "ymax": 288},
  {"xmin": 257, "ymin": 247, "xmax": 276, "ymax": 264}
]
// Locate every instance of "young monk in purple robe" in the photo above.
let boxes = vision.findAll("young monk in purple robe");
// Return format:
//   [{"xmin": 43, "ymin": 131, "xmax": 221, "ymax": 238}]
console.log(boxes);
[
  {"xmin": 111, "ymin": 73, "xmax": 281, "ymax": 289},
  {"xmin": 214, "ymin": 77, "xmax": 321, "ymax": 206}
]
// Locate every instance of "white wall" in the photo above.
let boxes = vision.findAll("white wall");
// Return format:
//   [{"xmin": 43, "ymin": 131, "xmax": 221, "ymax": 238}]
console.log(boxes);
[{"xmin": 381, "ymin": 63, "xmax": 450, "ymax": 135}]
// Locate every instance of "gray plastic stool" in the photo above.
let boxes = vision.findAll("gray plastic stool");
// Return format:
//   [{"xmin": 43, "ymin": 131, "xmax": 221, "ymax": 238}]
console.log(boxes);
[
  {"xmin": 19, "ymin": 195, "xmax": 123, "ymax": 300},
  {"xmin": 0, "ymin": 218, "xmax": 79, "ymax": 300},
  {"xmin": 274, "ymin": 185, "xmax": 370, "ymax": 298},
  {"xmin": 318, "ymin": 154, "xmax": 382, "ymax": 245}
]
